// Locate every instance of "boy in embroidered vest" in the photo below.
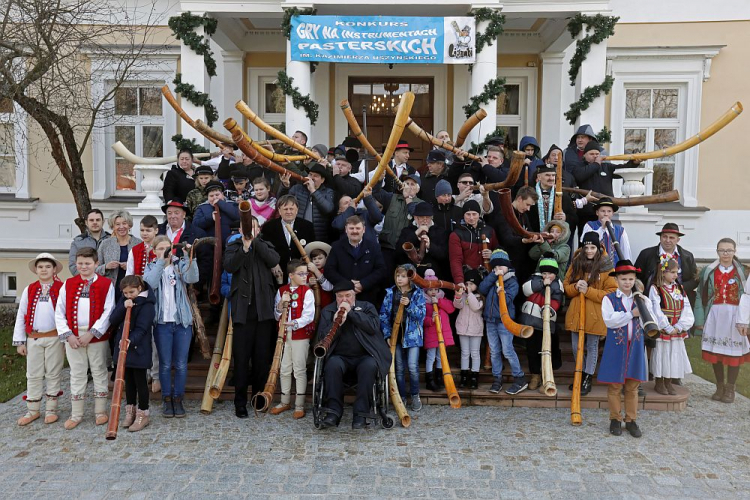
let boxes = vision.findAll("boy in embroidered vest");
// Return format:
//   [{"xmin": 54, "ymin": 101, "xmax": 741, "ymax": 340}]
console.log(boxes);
[
  {"xmin": 580, "ymin": 197, "xmax": 631, "ymax": 266},
  {"xmin": 599, "ymin": 259, "xmax": 654, "ymax": 438},
  {"xmin": 55, "ymin": 247, "xmax": 115, "ymax": 430},
  {"xmin": 270, "ymin": 260, "xmax": 316, "ymax": 419},
  {"xmin": 14, "ymin": 253, "xmax": 65, "ymax": 426}
]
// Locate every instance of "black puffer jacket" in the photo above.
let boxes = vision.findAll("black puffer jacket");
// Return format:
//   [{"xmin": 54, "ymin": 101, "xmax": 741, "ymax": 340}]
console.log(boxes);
[
  {"xmin": 162, "ymin": 165, "xmax": 196, "ymax": 203},
  {"xmin": 110, "ymin": 284, "xmax": 156, "ymax": 370}
]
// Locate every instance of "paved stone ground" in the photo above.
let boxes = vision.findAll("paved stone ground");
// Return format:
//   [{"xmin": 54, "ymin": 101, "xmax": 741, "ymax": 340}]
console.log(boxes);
[{"xmin": 0, "ymin": 371, "xmax": 748, "ymax": 500}]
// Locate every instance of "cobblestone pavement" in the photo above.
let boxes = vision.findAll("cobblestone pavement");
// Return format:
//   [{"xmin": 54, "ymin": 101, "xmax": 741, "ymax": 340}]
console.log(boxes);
[{"xmin": 0, "ymin": 371, "xmax": 748, "ymax": 499}]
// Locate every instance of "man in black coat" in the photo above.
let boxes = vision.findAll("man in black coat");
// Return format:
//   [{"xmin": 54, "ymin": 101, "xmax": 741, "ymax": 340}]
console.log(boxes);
[
  {"xmin": 223, "ymin": 217, "xmax": 280, "ymax": 418},
  {"xmin": 317, "ymin": 281, "xmax": 392, "ymax": 429},
  {"xmin": 396, "ymin": 202, "xmax": 449, "ymax": 278},
  {"xmin": 259, "ymin": 194, "xmax": 316, "ymax": 284},
  {"xmin": 324, "ymin": 214, "xmax": 387, "ymax": 305}
]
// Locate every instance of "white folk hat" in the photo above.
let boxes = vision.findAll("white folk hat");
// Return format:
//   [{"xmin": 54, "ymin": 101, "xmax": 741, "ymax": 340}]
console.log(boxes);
[{"xmin": 28, "ymin": 252, "xmax": 64, "ymax": 274}]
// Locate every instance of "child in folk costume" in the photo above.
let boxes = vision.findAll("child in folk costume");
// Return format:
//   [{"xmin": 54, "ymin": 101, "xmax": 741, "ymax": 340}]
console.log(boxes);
[
  {"xmin": 580, "ymin": 198, "xmax": 631, "ymax": 266},
  {"xmin": 563, "ymin": 232, "xmax": 617, "ymax": 396},
  {"xmin": 305, "ymin": 241, "xmax": 334, "ymax": 309},
  {"xmin": 270, "ymin": 260, "xmax": 316, "ymax": 419},
  {"xmin": 422, "ymin": 269, "xmax": 455, "ymax": 392},
  {"xmin": 694, "ymin": 238, "xmax": 749, "ymax": 404},
  {"xmin": 109, "ymin": 275, "xmax": 156, "ymax": 432},
  {"xmin": 599, "ymin": 259, "xmax": 656, "ymax": 438},
  {"xmin": 453, "ymin": 269, "xmax": 484, "ymax": 390},
  {"xmin": 520, "ymin": 254, "xmax": 564, "ymax": 393},
  {"xmin": 649, "ymin": 258, "xmax": 694, "ymax": 395},
  {"xmin": 13, "ymin": 253, "xmax": 65, "ymax": 426},
  {"xmin": 381, "ymin": 264, "xmax": 426, "ymax": 411},
  {"xmin": 55, "ymin": 247, "xmax": 116, "ymax": 430}
]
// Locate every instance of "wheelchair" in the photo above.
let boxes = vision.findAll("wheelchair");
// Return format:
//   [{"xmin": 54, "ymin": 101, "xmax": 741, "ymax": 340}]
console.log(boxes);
[{"xmin": 311, "ymin": 356, "xmax": 394, "ymax": 429}]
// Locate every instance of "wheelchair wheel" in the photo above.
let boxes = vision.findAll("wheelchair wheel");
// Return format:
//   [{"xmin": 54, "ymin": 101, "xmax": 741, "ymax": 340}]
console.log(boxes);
[{"xmin": 312, "ymin": 357, "xmax": 324, "ymax": 429}]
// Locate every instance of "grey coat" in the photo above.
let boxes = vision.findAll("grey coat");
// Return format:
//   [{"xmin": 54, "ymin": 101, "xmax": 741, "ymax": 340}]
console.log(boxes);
[
  {"xmin": 143, "ymin": 256, "xmax": 199, "ymax": 328},
  {"xmin": 68, "ymin": 231, "xmax": 111, "ymax": 275},
  {"xmin": 96, "ymin": 235, "xmax": 142, "ymax": 282},
  {"xmin": 223, "ymin": 236, "xmax": 280, "ymax": 324}
]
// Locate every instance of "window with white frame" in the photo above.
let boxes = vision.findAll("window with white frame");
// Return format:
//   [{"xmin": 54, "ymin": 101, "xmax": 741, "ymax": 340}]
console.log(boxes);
[
  {"xmin": 1, "ymin": 272, "xmax": 17, "ymax": 298},
  {"xmin": 623, "ymin": 86, "xmax": 682, "ymax": 195},
  {"xmin": 259, "ymin": 75, "xmax": 286, "ymax": 136},
  {"xmin": 112, "ymin": 85, "xmax": 165, "ymax": 192},
  {"xmin": 0, "ymin": 98, "xmax": 16, "ymax": 191},
  {"xmin": 495, "ymin": 69, "xmax": 537, "ymax": 154}
]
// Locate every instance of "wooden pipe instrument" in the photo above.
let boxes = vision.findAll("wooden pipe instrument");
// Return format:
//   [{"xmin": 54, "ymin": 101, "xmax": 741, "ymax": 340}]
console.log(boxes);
[
  {"xmin": 496, "ymin": 274, "xmax": 534, "ymax": 338},
  {"xmin": 285, "ymin": 222, "xmax": 322, "ymax": 324},
  {"xmin": 161, "ymin": 85, "xmax": 222, "ymax": 147},
  {"xmin": 570, "ymin": 291, "xmax": 586, "ymax": 426},
  {"xmin": 201, "ymin": 299, "xmax": 229, "ymax": 414},
  {"xmin": 606, "ymin": 101, "xmax": 743, "ymax": 161},
  {"xmin": 480, "ymin": 151, "xmax": 527, "ymax": 191},
  {"xmin": 388, "ymin": 302, "xmax": 412, "ymax": 427},
  {"xmin": 340, "ymin": 99, "xmax": 402, "ymax": 190},
  {"xmin": 453, "ymin": 109, "xmax": 487, "ymax": 148},
  {"xmin": 481, "ymin": 236, "xmax": 491, "ymax": 271},
  {"xmin": 402, "ymin": 242, "xmax": 424, "ymax": 266},
  {"xmin": 238, "ymin": 200, "xmax": 255, "ymax": 240},
  {"xmin": 208, "ymin": 204, "xmax": 222, "ymax": 305},
  {"xmin": 236, "ymin": 100, "xmax": 318, "ymax": 160},
  {"xmin": 498, "ymin": 188, "xmax": 547, "ymax": 241},
  {"xmin": 431, "ymin": 302, "xmax": 461, "ymax": 408},
  {"xmin": 561, "ymin": 187, "xmax": 680, "ymax": 206},
  {"xmin": 209, "ymin": 320, "xmax": 234, "ymax": 399},
  {"xmin": 251, "ymin": 302, "xmax": 289, "ymax": 413},
  {"xmin": 554, "ymin": 152, "xmax": 564, "ymax": 214},
  {"xmin": 355, "ymin": 92, "xmax": 416, "ymax": 204},
  {"xmin": 111, "ymin": 141, "xmax": 210, "ymax": 165},
  {"xmin": 226, "ymin": 118, "xmax": 309, "ymax": 183},
  {"xmin": 406, "ymin": 268, "xmax": 457, "ymax": 291},
  {"xmin": 187, "ymin": 287, "xmax": 211, "ymax": 360},
  {"xmin": 407, "ymin": 118, "xmax": 481, "ymax": 161},
  {"xmin": 540, "ymin": 285, "xmax": 557, "ymax": 397},
  {"xmin": 105, "ymin": 308, "xmax": 131, "ymax": 440},
  {"xmin": 314, "ymin": 307, "xmax": 346, "ymax": 358}
]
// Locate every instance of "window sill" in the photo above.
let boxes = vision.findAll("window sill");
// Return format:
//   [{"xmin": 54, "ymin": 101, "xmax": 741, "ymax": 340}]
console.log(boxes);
[
  {"xmin": 647, "ymin": 202, "xmax": 710, "ymax": 213},
  {"xmin": 0, "ymin": 195, "xmax": 39, "ymax": 221}
]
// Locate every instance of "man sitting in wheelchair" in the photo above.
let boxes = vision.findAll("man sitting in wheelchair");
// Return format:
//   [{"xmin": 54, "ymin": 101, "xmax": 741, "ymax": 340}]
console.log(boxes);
[{"xmin": 315, "ymin": 281, "xmax": 392, "ymax": 429}]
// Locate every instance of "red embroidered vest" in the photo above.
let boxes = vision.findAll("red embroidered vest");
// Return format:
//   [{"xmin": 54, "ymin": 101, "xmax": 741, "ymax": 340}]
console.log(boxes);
[
  {"xmin": 25, "ymin": 280, "xmax": 63, "ymax": 333},
  {"xmin": 64, "ymin": 275, "xmax": 112, "ymax": 343},
  {"xmin": 658, "ymin": 284, "xmax": 684, "ymax": 326},
  {"xmin": 713, "ymin": 267, "xmax": 740, "ymax": 306},
  {"xmin": 279, "ymin": 284, "xmax": 316, "ymax": 340},
  {"xmin": 131, "ymin": 242, "xmax": 156, "ymax": 276},
  {"xmin": 309, "ymin": 268, "xmax": 333, "ymax": 308}
]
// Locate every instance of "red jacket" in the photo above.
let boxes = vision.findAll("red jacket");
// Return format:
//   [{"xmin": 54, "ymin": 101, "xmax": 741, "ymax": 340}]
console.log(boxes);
[
  {"xmin": 423, "ymin": 298, "xmax": 455, "ymax": 349},
  {"xmin": 448, "ymin": 222, "xmax": 498, "ymax": 283}
]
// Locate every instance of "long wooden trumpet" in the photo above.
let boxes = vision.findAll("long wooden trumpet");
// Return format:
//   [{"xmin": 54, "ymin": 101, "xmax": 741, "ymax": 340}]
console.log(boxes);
[
  {"xmin": 554, "ymin": 152, "xmax": 564, "ymax": 214},
  {"xmin": 314, "ymin": 308, "xmax": 346, "ymax": 358},
  {"xmin": 606, "ymin": 101, "xmax": 743, "ymax": 161},
  {"xmin": 226, "ymin": 119, "xmax": 308, "ymax": 183},
  {"xmin": 193, "ymin": 119, "xmax": 284, "ymax": 149},
  {"xmin": 188, "ymin": 287, "xmax": 211, "ymax": 359},
  {"xmin": 105, "ymin": 308, "xmax": 131, "ymax": 440},
  {"xmin": 238, "ymin": 200, "xmax": 255, "ymax": 240},
  {"xmin": 285, "ymin": 223, "xmax": 322, "ymax": 324},
  {"xmin": 111, "ymin": 141, "xmax": 210, "ymax": 165},
  {"xmin": 209, "ymin": 320, "xmax": 233, "ymax": 399},
  {"xmin": 388, "ymin": 302, "xmax": 411, "ymax": 427},
  {"xmin": 402, "ymin": 242, "xmax": 424, "ymax": 266},
  {"xmin": 201, "ymin": 299, "xmax": 229, "ymax": 414},
  {"xmin": 340, "ymin": 99, "xmax": 402, "ymax": 189},
  {"xmin": 209, "ymin": 204, "xmax": 222, "ymax": 305},
  {"xmin": 406, "ymin": 268, "xmax": 457, "ymax": 291},
  {"xmin": 223, "ymin": 119, "xmax": 305, "ymax": 164},
  {"xmin": 251, "ymin": 302, "xmax": 289, "ymax": 413},
  {"xmin": 498, "ymin": 188, "xmax": 547, "ymax": 241},
  {"xmin": 562, "ymin": 187, "xmax": 680, "ymax": 206},
  {"xmin": 481, "ymin": 236, "xmax": 491, "ymax": 271},
  {"xmin": 481, "ymin": 151, "xmax": 527, "ymax": 191},
  {"xmin": 355, "ymin": 92, "xmax": 415, "ymax": 204},
  {"xmin": 454, "ymin": 109, "xmax": 487, "ymax": 148},
  {"xmin": 407, "ymin": 119, "xmax": 481, "ymax": 161},
  {"xmin": 236, "ymin": 100, "xmax": 317, "ymax": 160},
  {"xmin": 161, "ymin": 85, "xmax": 222, "ymax": 147},
  {"xmin": 540, "ymin": 286, "xmax": 557, "ymax": 397},
  {"xmin": 431, "ymin": 302, "xmax": 461, "ymax": 408},
  {"xmin": 571, "ymin": 291, "xmax": 585, "ymax": 426},
  {"xmin": 497, "ymin": 275, "xmax": 534, "ymax": 338}
]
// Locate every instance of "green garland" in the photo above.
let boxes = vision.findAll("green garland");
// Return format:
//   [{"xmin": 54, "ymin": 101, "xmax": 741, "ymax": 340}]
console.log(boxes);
[
  {"xmin": 567, "ymin": 14, "xmax": 619, "ymax": 85},
  {"xmin": 171, "ymin": 134, "xmax": 209, "ymax": 154},
  {"xmin": 281, "ymin": 7, "xmax": 317, "ymax": 39},
  {"xmin": 596, "ymin": 126, "xmax": 612, "ymax": 145},
  {"xmin": 469, "ymin": 126, "xmax": 505, "ymax": 154},
  {"xmin": 168, "ymin": 12, "xmax": 218, "ymax": 77},
  {"xmin": 472, "ymin": 8, "xmax": 506, "ymax": 56},
  {"xmin": 564, "ymin": 75, "xmax": 614, "ymax": 125},
  {"xmin": 277, "ymin": 70, "xmax": 319, "ymax": 125},
  {"xmin": 173, "ymin": 74, "xmax": 219, "ymax": 126},
  {"xmin": 463, "ymin": 77, "xmax": 505, "ymax": 118}
]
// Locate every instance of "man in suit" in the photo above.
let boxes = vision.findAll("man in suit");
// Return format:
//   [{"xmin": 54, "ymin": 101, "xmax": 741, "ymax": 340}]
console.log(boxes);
[{"xmin": 259, "ymin": 194, "xmax": 316, "ymax": 284}]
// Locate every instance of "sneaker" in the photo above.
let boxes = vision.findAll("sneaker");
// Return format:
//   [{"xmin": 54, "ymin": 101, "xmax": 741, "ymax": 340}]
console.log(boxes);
[
  {"xmin": 410, "ymin": 394, "xmax": 422, "ymax": 412},
  {"xmin": 625, "ymin": 421, "xmax": 642, "ymax": 438},
  {"xmin": 505, "ymin": 377, "xmax": 528, "ymax": 395},
  {"xmin": 609, "ymin": 419, "xmax": 622, "ymax": 436},
  {"xmin": 489, "ymin": 378, "xmax": 503, "ymax": 394}
]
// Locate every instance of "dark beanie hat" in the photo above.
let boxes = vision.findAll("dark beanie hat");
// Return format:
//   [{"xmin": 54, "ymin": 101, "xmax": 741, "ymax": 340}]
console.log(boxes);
[
  {"xmin": 583, "ymin": 141, "xmax": 601, "ymax": 154},
  {"xmin": 580, "ymin": 231, "xmax": 600, "ymax": 248},
  {"xmin": 462, "ymin": 199, "xmax": 481, "ymax": 215},
  {"xmin": 435, "ymin": 179, "xmax": 452, "ymax": 197}
]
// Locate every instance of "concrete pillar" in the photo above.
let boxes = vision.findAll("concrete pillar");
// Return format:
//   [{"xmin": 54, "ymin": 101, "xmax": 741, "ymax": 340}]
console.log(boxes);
[
  {"xmin": 221, "ymin": 50, "xmax": 244, "ymax": 125},
  {"xmin": 178, "ymin": 13, "xmax": 210, "ymax": 149},
  {"xmin": 285, "ymin": 39, "xmax": 312, "ymax": 143},
  {"xmin": 540, "ymin": 51, "xmax": 567, "ymax": 147},
  {"xmin": 467, "ymin": 15, "xmax": 498, "ymax": 148},
  {"xmin": 573, "ymin": 26, "xmax": 608, "ymax": 131}
]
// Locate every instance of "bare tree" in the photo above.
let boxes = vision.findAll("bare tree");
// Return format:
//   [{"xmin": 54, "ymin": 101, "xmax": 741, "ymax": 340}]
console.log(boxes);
[{"xmin": 0, "ymin": 0, "xmax": 169, "ymax": 232}]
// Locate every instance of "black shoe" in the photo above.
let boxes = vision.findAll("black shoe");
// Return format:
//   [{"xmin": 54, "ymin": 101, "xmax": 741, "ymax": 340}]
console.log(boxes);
[
  {"xmin": 638, "ymin": 386, "xmax": 646, "ymax": 397},
  {"xmin": 351, "ymin": 415, "xmax": 368, "ymax": 430},
  {"xmin": 320, "ymin": 413, "xmax": 339, "ymax": 429},
  {"xmin": 235, "ymin": 406, "xmax": 249, "ymax": 419},
  {"xmin": 609, "ymin": 419, "xmax": 622, "ymax": 436},
  {"xmin": 173, "ymin": 397, "xmax": 186, "ymax": 418},
  {"xmin": 581, "ymin": 374, "xmax": 593, "ymax": 396},
  {"xmin": 425, "ymin": 371, "xmax": 437, "ymax": 391},
  {"xmin": 470, "ymin": 372, "xmax": 479, "ymax": 390},
  {"xmin": 162, "ymin": 397, "xmax": 174, "ymax": 418},
  {"xmin": 625, "ymin": 421, "xmax": 642, "ymax": 438},
  {"xmin": 459, "ymin": 370, "xmax": 469, "ymax": 389},
  {"xmin": 568, "ymin": 383, "xmax": 574, "ymax": 391},
  {"xmin": 434, "ymin": 370, "xmax": 444, "ymax": 390}
]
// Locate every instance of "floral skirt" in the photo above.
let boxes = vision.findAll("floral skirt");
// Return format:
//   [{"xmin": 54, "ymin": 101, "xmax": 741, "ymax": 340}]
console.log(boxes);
[{"xmin": 702, "ymin": 304, "xmax": 750, "ymax": 366}]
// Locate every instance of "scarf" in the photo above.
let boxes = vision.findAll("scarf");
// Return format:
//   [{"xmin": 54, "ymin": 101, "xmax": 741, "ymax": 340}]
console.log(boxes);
[{"xmin": 535, "ymin": 182, "xmax": 554, "ymax": 228}]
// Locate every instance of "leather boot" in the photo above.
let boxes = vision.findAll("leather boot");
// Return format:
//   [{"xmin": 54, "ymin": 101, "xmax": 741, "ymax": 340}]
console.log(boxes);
[
  {"xmin": 128, "ymin": 409, "xmax": 149, "ymax": 432},
  {"xmin": 581, "ymin": 374, "xmax": 593, "ymax": 396},
  {"xmin": 711, "ymin": 383, "xmax": 724, "ymax": 401},
  {"xmin": 663, "ymin": 378, "xmax": 676, "ymax": 396},
  {"xmin": 459, "ymin": 370, "xmax": 469, "ymax": 388},
  {"xmin": 654, "ymin": 377, "xmax": 668, "ymax": 395},
  {"xmin": 162, "ymin": 396, "xmax": 174, "ymax": 418},
  {"xmin": 721, "ymin": 383, "xmax": 736, "ymax": 404},
  {"xmin": 470, "ymin": 372, "xmax": 479, "ymax": 390},
  {"xmin": 434, "ymin": 369, "xmax": 444, "ymax": 390},
  {"xmin": 425, "ymin": 371, "xmax": 437, "ymax": 391},
  {"xmin": 122, "ymin": 405, "xmax": 137, "ymax": 428},
  {"xmin": 173, "ymin": 397, "xmax": 186, "ymax": 417},
  {"xmin": 528, "ymin": 374, "xmax": 541, "ymax": 391}
]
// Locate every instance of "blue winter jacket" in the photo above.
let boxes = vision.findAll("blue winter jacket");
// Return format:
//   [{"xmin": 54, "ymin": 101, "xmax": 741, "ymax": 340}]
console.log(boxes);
[
  {"xmin": 380, "ymin": 284, "xmax": 426, "ymax": 348},
  {"xmin": 517, "ymin": 136, "xmax": 545, "ymax": 188},
  {"xmin": 110, "ymin": 284, "xmax": 156, "ymax": 370},
  {"xmin": 192, "ymin": 200, "xmax": 240, "ymax": 244},
  {"xmin": 479, "ymin": 269, "xmax": 519, "ymax": 323}
]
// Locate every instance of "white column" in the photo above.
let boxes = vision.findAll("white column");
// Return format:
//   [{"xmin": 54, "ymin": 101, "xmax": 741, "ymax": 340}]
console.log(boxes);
[
  {"xmin": 221, "ymin": 50, "xmax": 244, "ymax": 126},
  {"xmin": 285, "ymin": 40, "xmax": 312, "ymax": 142},
  {"xmin": 467, "ymin": 15, "xmax": 498, "ymax": 148},
  {"xmin": 573, "ymin": 25, "xmax": 608, "ymax": 131},
  {"xmin": 540, "ymin": 51, "xmax": 567, "ymax": 147},
  {"xmin": 179, "ymin": 13, "xmax": 210, "ymax": 149}
]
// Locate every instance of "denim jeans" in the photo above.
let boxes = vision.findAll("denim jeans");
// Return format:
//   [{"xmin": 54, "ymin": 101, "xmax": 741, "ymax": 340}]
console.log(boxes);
[
  {"xmin": 486, "ymin": 320, "xmax": 524, "ymax": 379},
  {"xmin": 395, "ymin": 344, "xmax": 421, "ymax": 396},
  {"xmin": 154, "ymin": 322, "xmax": 193, "ymax": 397}
]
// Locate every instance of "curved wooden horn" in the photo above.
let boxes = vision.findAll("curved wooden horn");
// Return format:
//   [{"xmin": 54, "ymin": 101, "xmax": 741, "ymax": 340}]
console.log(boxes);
[
  {"xmin": 561, "ymin": 187, "xmax": 680, "ymax": 206},
  {"xmin": 111, "ymin": 141, "xmax": 210, "ymax": 165},
  {"xmin": 194, "ymin": 119, "xmax": 235, "ymax": 146},
  {"xmin": 481, "ymin": 151, "xmax": 526, "ymax": 191},
  {"xmin": 606, "ymin": 101, "xmax": 743, "ymax": 161},
  {"xmin": 223, "ymin": 118, "xmax": 305, "ymax": 164},
  {"xmin": 498, "ymin": 187, "xmax": 545, "ymax": 240},
  {"xmin": 354, "ymin": 92, "xmax": 416, "ymax": 204},
  {"xmin": 407, "ymin": 119, "xmax": 481, "ymax": 161},
  {"xmin": 406, "ymin": 269, "xmax": 457, "ymax": 291},
  {"xmin": 453, "ymin": 109, "xmax": 487, "ymax": 148},
  {"xmin": 235, "ymin": 100, "xmax": 319, "ymax": 160},
  {"xmin": 161, "ymin": 85, "xmax": 222, "ymax": 147}
]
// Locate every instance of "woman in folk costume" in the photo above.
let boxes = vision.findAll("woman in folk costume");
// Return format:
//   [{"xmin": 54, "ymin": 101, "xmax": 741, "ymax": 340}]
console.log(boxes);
[
  {"xmin": 694, "ymin": 238, "xmax": 749, "ymax": 404},
  {"xmin": 648, "ymin": 258, "xmax": 694, "ymax": 395}
]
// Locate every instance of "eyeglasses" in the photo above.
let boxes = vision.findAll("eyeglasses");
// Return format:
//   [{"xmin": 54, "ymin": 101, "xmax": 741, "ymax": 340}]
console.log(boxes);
[
  {"xmin": 459, "ymin": 181, "xmax": 475, "ymax": 185},
  {"xmin": 293, "ymin": 272, "xmax": 308, "ymax": 277},
  {"xmin": 717, "ymin": 249, "xmax": 736, "ymax": 254}
]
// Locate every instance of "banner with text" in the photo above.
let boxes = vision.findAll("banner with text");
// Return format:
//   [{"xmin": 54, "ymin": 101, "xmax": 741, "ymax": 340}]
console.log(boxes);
[{"xmin": 290, "ymin": 16, "xmax": 476, "ymax": 64}]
